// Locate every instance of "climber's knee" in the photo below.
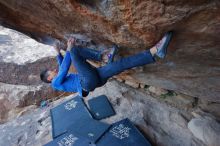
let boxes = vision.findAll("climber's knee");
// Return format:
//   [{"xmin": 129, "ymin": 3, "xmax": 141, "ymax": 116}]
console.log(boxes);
[{"xmin": 70, "ymin": 46, "xmax": 80, "ymax": 55}]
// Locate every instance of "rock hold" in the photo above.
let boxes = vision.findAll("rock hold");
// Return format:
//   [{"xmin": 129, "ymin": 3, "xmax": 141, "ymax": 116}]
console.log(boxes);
[{"xmin": 148, "ymin": 86, "xmax": 168, "ymax": 96}]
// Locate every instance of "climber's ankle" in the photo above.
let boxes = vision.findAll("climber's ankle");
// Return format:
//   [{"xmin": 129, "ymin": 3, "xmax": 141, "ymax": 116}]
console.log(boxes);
[
  {"xmin": 101, "ymin": 50, "xmax": 110, "ymax": 63},
  {"xmin": 150, "ymin": 46, "xmax": 157, "ymax": 56}
]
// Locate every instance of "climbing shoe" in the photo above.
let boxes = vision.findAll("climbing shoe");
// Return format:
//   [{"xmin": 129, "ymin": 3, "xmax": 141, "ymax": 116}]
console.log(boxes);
[
  {"xmin": 155, "ymin": 31, "xmax": 173, "ymax": 59},
  {"xmin": 107, "ymin": 44, "xmax": 118, "ymax": 64}
]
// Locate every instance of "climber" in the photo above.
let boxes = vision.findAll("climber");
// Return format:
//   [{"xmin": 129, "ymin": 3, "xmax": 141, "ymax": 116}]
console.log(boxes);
[{"xmin": 40, "ymin": 31, "xmax": 173, "ymax": 97}]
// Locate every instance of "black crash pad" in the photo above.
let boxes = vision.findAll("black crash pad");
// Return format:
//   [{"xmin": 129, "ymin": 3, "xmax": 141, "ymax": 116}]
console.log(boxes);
[
  {"xmin": 88, "ymin": 95, "xmax": 115, "ymax": 120},
  {"xmin": 50, "ymin": 96, "xmax": 92, "ymax": 138},
  {"xmin": 97, "ymin": 118, "xmax": 152, "ymax": 146}
]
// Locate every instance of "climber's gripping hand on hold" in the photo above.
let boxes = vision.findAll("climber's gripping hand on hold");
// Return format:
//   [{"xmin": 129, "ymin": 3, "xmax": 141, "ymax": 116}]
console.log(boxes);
[
  {"xmin": 66, "ymin": 37, "xmax": 76, "ymax": 52},
  {"xmin": 53, "ymin": 41, "xmax": 62, "ymax": 55}
]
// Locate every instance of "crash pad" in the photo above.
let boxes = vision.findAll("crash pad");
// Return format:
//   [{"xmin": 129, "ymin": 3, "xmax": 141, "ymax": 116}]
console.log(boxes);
[
  {"xmin": 44, "ymin": 131, "xmax": 91, "ymax": 146},
  {"xmin": 50, "ymin": 96, "xmax": 92, "ymax": 138},
  {"xmin": 97, "ymin": 118, "xmax": 152, "ymax": 146},
  {"xmin": 88, "ymin": 95, "xmax": 115, "ymax": 120},
  {"xmin": 68, "ymin": 117, "xmax": 110, "ymax": 143}
]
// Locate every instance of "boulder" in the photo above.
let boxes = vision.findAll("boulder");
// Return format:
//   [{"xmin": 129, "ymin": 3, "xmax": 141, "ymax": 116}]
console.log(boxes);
[
  {"xmin": 198, "ymin": 101, "xmax": 220, "ymax": 121},
  {"xmin": 188, "ymin": 117, "xmax": 220, "ymax": 146},
  {"xmin": 0, "ymin": 26, "xmax": 56, "ymax": 64},
  {"xmin": 0, "ymin": 82, "xmax": 64, "ymax": 124}
]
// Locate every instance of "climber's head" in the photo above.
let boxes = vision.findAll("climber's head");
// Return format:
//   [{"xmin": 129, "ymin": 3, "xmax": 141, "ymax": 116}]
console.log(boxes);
[{"xmin": 40, "ymin": 69, "xmax": 58, "ymax": 83}]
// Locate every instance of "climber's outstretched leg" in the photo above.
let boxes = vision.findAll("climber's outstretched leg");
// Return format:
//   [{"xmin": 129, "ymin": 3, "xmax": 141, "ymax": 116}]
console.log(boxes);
[
  {"xmin": 69, "ymin": 46, "xmax": 118, "ymax": 63},
  {"xmin": 97, "ymin": 31, "xmax": 173, "ymax": 85},
  {"xmin": 71, "ymin": 47, "xmax": 102, "ymax": 61}
]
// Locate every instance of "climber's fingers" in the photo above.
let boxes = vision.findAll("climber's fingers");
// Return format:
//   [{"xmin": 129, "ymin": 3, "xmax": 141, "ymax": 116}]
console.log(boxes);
[
  {"xmin": 52, "ymin": 40, "xmax": 62, "ymax": 53},
  {"xmin": 67, "ymin": 37, "xmax": 76, "ymax": 46},
  {"xmin": 67, "ymin": 37, "xmax": 76, "ymax": 50}
]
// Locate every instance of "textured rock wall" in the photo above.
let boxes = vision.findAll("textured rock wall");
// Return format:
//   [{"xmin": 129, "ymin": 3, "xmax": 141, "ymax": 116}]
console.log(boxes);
[
  {"xmin": 0, "ymin": 58, "xmax": 56, "ymax": 85},
  {"xmin": 0, "ymin": 0, "xmax": 219, "ymax": 101}
]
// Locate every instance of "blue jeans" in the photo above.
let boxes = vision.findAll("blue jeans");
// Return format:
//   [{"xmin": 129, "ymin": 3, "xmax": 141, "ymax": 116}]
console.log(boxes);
[{"xmin": 70, "ymin": 47, "xmax": 155, "ymax": 92}]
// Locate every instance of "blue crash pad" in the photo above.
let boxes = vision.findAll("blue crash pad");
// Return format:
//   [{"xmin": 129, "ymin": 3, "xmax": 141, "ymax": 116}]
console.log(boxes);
[
  {"xmin": 97, "ymin": 118, "xmax": 152, "ymax": 146},
  {"xmin": 88, "ymin": 95, "xmax": 116, "ymax": 120},
  {"xmin": 68, "ymin": 117, "xmax": 110, "ymax": 143},
  {"xmin": 50, "ymin": 96, "xmax": 92, "ymax": 138},
  {"xmin": 44, "ymin": 131, "xmax": 91, "ymax": 146}
]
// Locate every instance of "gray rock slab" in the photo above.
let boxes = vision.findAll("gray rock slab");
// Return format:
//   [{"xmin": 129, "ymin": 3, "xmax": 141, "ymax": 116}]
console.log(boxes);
[
  {"xmin": 0, "ymin": 26, "xmax": 56, "ymax": 65},
  {"xmin": 188, "ymin": 117, "xmax": 220, "ymax": 146}
]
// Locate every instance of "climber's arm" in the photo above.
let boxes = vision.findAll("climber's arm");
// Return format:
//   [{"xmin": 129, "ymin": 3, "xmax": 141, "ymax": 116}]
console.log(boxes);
[
  {"xmin": 57, "ymin": 53, "xmax": 63, "ymax": 66},
  {"xmin": 52, "ymin": 51, "xmax": 71, "ymax": 85},
  {"xmin": 53, "ymin": 41, "xmax": 64, "ymax": 66},
  {"xmin": 53, "ymin": 37, "xmax": 75, "ymax": 86}
]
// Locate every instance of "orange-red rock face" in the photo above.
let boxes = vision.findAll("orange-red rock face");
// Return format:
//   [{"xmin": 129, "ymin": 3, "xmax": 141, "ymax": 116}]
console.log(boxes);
[{"xmin": 0, "ymin": 0, "xmax": 219, "ymax": 101}]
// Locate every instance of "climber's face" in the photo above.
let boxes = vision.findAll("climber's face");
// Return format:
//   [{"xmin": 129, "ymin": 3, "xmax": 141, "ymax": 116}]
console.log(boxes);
[{"xmin": 47, "ymin": 69, "xmax": 58, "ymax": 81}]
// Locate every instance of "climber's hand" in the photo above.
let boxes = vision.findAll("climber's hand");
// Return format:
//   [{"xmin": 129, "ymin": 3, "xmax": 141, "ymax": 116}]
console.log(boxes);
[
  {"xmin": 53, "ymin": 41, "xmax": 61, "ymax": 55},
  {"xmin": 67, "ymin": 37, "xmax": 76, "ymax": 51}
]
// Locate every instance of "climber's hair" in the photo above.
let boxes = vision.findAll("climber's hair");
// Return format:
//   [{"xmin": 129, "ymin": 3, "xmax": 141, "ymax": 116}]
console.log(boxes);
[{"xmin": 40, "ymin": 69, "xmax": 51, "ymax": 83}]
